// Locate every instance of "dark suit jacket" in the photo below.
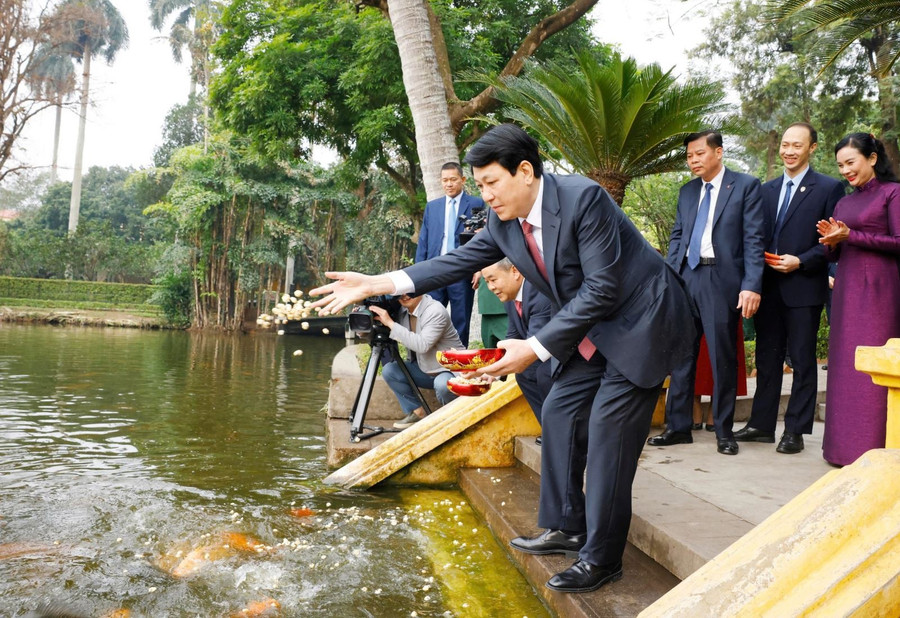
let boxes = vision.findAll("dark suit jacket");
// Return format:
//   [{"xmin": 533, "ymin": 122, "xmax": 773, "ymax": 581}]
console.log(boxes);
[
  {"xmin": 415, "ymin": 192, "xmax": 485, "ymax": 262},
  {"xmin": 760, "ymin": 170, "xmax": 845, "ymax": 307},
  {"xmin": 403, "ymin": 173, "xmax": 696, "ymax": 389},
  {"xmin": 505, "ymin": 280, "xmax": 551, "ymax": 342},
  {"xmin": 667, "ymin": 167, "xmax": 766, "ymax": 301}
]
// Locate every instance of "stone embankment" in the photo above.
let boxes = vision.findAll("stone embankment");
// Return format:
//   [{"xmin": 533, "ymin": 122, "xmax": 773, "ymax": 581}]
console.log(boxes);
[{"xmin": 0, "ymin": 306, "xmax": 165, "ymax": 329}]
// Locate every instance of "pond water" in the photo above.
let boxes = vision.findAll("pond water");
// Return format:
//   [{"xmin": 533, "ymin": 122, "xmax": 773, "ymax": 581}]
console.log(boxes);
[{"xmin": 0, "ymin": 325, "xmax": 547, "ymax": 618}]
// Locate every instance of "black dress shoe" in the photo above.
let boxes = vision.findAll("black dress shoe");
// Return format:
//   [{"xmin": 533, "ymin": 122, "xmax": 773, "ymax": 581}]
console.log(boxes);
[
  {"xmin": 510, "ymin": 529, "xmax": 586, "ymax": 558},
  {"xmin": 704, "ymin": 423, "xmax": 716, "ymax": 432},
  {"xmin": 647, "ymin": 429, "xmax": 693, "ymax": 446},
  {"xmin": 777, "ymin": 432, "xmax": 804, "ymax": 454},
  {"xmin": 535, "ymin": 436, "xmax": 542, "ymax": 445},
  {"xmin": 691, "ymin": 422, "xmax": 703, "ymax": 430},
  {"xmin": 546, "ymin": 559, "xmax": 623, "ymax": 593},
  {"xmin": 733, "ymin": 426, "xmax": 776, "ymax": 443},
  {"xmin": 717, "ymin": 438, "xmax": 739, "ymax": 455}
]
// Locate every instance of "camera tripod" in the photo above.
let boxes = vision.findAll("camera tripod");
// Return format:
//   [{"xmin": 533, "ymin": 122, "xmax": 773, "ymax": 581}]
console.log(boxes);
[{"xmin": 349, "ymin": 329, "xmax": 432, "ymax": 442}]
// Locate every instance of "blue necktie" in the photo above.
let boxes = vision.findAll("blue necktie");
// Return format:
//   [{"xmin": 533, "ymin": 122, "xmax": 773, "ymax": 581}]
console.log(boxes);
[
  {"xmin": 770, "ymin": 180, "xmax": 793, "ymax": 253},
  {"xmin": 445, "ymin": 198, "xmax": 457, "ymax": 252},
  {"xmin": 687, "ymin": 183, "xmax": 714, "ymax": 270}
]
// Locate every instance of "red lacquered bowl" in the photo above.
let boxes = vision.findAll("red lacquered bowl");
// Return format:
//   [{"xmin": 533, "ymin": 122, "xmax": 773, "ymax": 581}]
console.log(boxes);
[
  {"xmin": 447, "ymin": 377, "xmax": 492, "ymax": 397},
  {"xmin": 436, "ymin": 348, "xmax": 506, "ymax": 371}
]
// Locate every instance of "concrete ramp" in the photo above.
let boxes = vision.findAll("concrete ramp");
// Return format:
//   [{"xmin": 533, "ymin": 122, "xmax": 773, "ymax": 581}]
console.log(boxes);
[{"xmin": 323, "ymin": 376, "xmax": 540, "ymax": 489}]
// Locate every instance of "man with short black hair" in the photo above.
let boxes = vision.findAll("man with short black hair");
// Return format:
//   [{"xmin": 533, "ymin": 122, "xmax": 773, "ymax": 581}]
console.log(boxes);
[
  {"xmin": 369, "ymin": 293, "xmax": 462, "ymax": 429},
  {"xmin": 311, "ymin": 124, "xmax": 696, "ymax": 594},
  {"xmin": 415, "ymin": 162, "xmax": 485, "ymax": 346},
  {"xmin": 735, "ymin": 122, "xmax": 845, "ymax": 454}
]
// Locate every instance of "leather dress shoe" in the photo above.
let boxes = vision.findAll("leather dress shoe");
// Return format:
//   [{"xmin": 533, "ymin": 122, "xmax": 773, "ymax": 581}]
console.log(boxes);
[
  {"xmin": 691, "ymin": 422, "xmax": 703, "ymax": 430},
  {"xmin": 704, "ymin": 423, "xmax": 716, "ymax": 432},
  {"xmin": 546, "ymin": 559, "xmax": 623, "ymax": 593},
  {"xmin": 717, "ymin": 438, "xmax": 739, "ymax": 455},
  {"xmin": 733, "ymin": 426, "xmax": 776, "ymax": 443},
  {"xmin": 777, "ymin": 432, "xmax": 804, "ymax": 454},
  {"xmin": 535, "ymin": 436, "xmax": 542, "ymax": 445},
  {"xmin": 510, "ymin": 529, "xmax": 586, "ymax": 558},
  {"xmin": 647, "ymin": 429, "xmax": 693, "ymax": 446}
]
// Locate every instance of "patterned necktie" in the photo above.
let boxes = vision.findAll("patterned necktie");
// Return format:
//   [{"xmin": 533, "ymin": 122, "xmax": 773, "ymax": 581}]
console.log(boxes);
[
  {"xmin": 445, "ymin": 198, "xmax": 457, "ymax": 253},
  {"xmin": 521, "ymin": 221, "xmax": 548, "ymax": 281},
  {"xmin": 521, "ymin": 220, "xmax": 595, "ymax": 360},
  {"xmin": 687, "ymin": 183, "xmax": 714, "ymax": 270},
  {"xmin": 770, "ymin": 180, "xmax": 794, "ymax": 253},
  {"xmin": 514, "ymin": 300, "xmax": 523, "ymax": 317}
]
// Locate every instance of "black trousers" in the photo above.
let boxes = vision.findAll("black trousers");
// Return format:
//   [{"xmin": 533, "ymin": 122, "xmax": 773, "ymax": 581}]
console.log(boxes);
[
  {"xmin": 517, "ymin": 360, "xmax": 552, "ymax": 424},
  {"xmin": 665, "ymin": 264, "xmax": 741, "ymax": 438},
  {"xmin": 750, "ymin": 284, "xmax": 822, "ymax": 434},
  {"xmin": 538, "ymin": 354, "xmax": 661, "ymax": 566}
]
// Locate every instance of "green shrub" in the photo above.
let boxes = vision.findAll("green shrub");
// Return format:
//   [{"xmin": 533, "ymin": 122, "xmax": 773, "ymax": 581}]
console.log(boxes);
[
  {"xmin": 0, "ymin": 276, "xmax": 157, "ymax": 304},
  {"xmin": 817, "ymin": 311, "xmax": 830, "ymax": 361}
]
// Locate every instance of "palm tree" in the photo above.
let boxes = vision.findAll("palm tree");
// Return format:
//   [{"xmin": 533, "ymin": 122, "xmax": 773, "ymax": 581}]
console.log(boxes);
[
  {"xmin": 771, "ymin": 0, "xmax": 900, "ymax": 78},
  {"xmin": 51, "ymin": 0, "xmax": 128, "ymax": 235},
  {"xmin": 384, "ymin": 0, "xmax": 459, "ymax": 200},
  {"xmin": 28, "ymin": 47, "xmax": 76, "ymax": 184},
  {"xmin": 493, "ymin": 52, "xmax": 732, "ymax": 205},
  {"xmin": 148, "ymin": 0, "xmax": 217, "ymax": 96},
  {"xmin": 771, "ymin": 0, "xmax": 900, "ymax": 173}
]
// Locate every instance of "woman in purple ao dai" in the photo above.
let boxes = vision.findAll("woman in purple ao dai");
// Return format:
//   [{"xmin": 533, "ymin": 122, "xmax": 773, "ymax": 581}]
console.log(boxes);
[{"xmin": 817, "ymin": 133, "xmax": 900, "ymax": 466}]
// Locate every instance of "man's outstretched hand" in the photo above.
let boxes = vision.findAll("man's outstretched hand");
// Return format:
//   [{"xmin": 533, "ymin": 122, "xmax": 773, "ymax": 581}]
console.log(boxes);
[{"xmin": 309, "ymin": 272, "xmax": 395, "ymax": 315}]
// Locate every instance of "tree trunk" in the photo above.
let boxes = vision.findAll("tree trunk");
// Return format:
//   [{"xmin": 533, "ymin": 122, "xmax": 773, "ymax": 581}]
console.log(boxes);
[
  {"xmin": 766, "ymin": 129, "xmax": 779, "ymax": 181},
  {"xmin": 385, "ymin": 0, "xmax": 459, "ymax": 201},
  {"xmin": 68, "ymin": 45, "xmax": 92, "ymax": 235},
  {"xmin": 51, "ymin": 96, "xmax": 62, "ymax": 184},
  {"xmin": 876, "ymin": 75, "xmax": 900, "ymax": 177},
  {"xmin": 588, "ymin": 169, "xmax": 629, "ymax": 206}
]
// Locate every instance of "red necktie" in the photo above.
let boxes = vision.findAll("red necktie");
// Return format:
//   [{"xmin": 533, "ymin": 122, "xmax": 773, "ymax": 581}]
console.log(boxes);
[
  {"xmin": 514, "ymin": 300, "xmax": 523, "ymax": 317},
  {"xmin": 520, "ymin": 220, "xmax": 595, "ymax": 361},
  {"xmin": 521, "ymin": 221, "xmax": 549, "ymax": 281}
]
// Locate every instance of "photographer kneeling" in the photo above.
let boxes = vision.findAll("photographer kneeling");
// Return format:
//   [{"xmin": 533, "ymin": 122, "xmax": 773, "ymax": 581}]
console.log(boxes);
[{"xmin": 369, "ymin": 293, "xmax": 464, "ymax": 429}]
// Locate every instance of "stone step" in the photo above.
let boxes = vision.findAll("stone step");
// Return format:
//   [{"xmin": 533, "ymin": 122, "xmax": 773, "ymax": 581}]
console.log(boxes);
[
  {"xmin": 676, "ymin": 364, "xmax": 828, "ymax": 425},
  {"xmin": 515, "ymin": 419, "xmax": 835, "ymax": 585},
  {"xmin": 513, "ymin": 436, "xmax": 750, "ymax": 582},
  {"xmin": 459, "ymin": 465, "xmax": 679, "ymax": 618}
]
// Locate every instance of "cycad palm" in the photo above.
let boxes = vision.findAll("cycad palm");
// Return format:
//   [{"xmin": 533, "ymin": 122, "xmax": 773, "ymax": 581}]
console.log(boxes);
[
  {"xmin": 495, "ymin": 52, "xmax": 729, "ymax": 204},
  {"xmin": 771, "ymin": 0, "xmax": 900, "ymax": 77}
]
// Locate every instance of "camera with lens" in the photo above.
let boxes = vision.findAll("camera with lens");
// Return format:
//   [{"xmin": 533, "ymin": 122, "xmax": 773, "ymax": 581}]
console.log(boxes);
[
  {"xmin": 458, "ymin": 206, "xmax": 487, "ymax": 245},
  {"xmin": 347, "ymin": 295, "xmax": 402, "ymax": 340}
]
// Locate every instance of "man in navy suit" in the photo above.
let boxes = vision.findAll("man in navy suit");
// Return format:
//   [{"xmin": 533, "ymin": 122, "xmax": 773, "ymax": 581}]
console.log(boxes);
[
  {"xmin": 734, "ymin": 123, "xmax": 845, "ymax": 454},
  {"xmin": 648, "ymin": 130, "xmax": 766, "ymax": 456},
  {"xmin": 480, "ymin": 257, "xmax": 551, "ymax": 423},
  {"xmin": 311, "ymin": 124, "xmax": 696, "ymax": 593},
  {"xmin": 416, "ymin": 162, "xmax": 485, "ymax": 346}
]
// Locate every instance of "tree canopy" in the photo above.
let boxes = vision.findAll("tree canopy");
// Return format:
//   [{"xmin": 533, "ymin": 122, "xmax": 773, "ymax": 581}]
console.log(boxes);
[{"xmin": 210, "ymin": 0, "xmax": 602, "ymax": 206}]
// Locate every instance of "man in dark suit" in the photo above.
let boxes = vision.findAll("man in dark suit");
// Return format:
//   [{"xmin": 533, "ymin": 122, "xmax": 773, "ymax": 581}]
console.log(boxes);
[
  {"xmin": 480, "ymin": 257, "xmax": 551, "ymax": 423},
  {"xmin": 734, "ymin": 123, "xmax": 845, "ymax": 454},
  {"xmin": 415, "ymin": 162, "xmax": 485, "ymax": 346},
  {"xmin": 311, "ymin": 124, "xmax": 696, "ymax": 593},
  {"xmin": 648, "ymin": 130, "xmax": 766, "ymax": 456}
]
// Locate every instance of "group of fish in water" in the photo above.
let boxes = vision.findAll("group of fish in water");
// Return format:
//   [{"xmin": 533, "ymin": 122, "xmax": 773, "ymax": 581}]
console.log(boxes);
[{"xmin": 2, "ymin": 507, "xmax": 319, "ymax": 617}]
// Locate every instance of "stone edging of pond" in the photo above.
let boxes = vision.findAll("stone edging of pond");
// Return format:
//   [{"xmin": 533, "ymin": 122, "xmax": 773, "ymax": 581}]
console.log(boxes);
[{"xmin": 0, "ymin": 306, "xmax": 167, "ymax": 329}]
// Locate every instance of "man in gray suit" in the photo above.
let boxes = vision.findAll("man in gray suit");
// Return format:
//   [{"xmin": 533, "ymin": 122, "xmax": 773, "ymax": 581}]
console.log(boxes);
[
  {"xmin": 648, "ymin": 130, "xmax": 765, "ymax": 455},
  {"xmin": 369, "ymin": 293, "xmax": 463, "ymax": 429},
  {"xmin": 311, "ymin": 124, "xmax": 696, "ymax": 593}
]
